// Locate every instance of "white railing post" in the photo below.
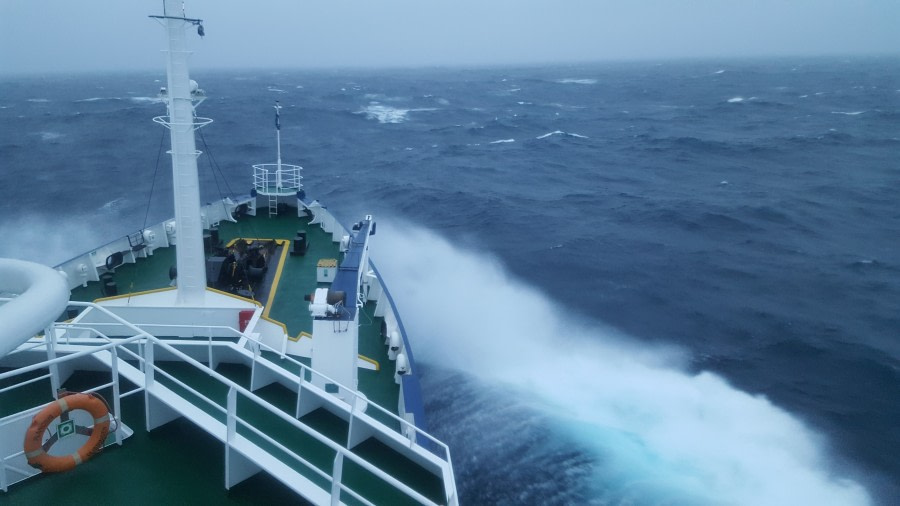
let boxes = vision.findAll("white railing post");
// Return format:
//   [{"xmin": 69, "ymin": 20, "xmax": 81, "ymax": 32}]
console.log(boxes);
[
  {"xmin": 295, "ymin": 370, "xmax": 304, "ymax": 419},
  {"xmin": 226, "ymin": 386, "xmax": 237, "ymax": 440},
  {"xmin": 1, "ymin": 451, "xmax": 8, "ymax": 492},
  {"xmin": 144, "ymin": 340, "xmax": 155, "ymax": 387},
  {"xmin": 208, "ymin": 331, "xmax": 213, "ymax": 370},
  {"xmin": 110, "ymin": 345, "xmax": 123, "ymax": 445},
  {"xmin": 45, "ymin": 324, "xmax": 60, "ymax": 396},
  {"xmin": 330, "ymin": 453, "xmax": 343, "ymax": 506}
]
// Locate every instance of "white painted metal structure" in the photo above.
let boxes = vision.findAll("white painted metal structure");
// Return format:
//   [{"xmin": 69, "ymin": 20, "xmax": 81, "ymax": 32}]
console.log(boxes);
[
  {"xmin": 253, "ymin": 103, "xmax": 303, "ymax": 217},
  {"xmin": 151, "ymin": 0, "xmax": 211, "ymax": 306},
  {"xmin": 0, "ymin": 259, "xmax": 69, "ymax": 357},
  {"xmin": 0, "ymin": 300, "xmax": 457, "ymax": 504}
]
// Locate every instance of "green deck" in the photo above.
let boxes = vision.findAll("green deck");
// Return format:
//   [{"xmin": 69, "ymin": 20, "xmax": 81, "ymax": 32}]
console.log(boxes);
[
  {"xmin": 69, "ymin": 211, "xmax": 400, "ymax": 420},
  {"xmin": 36, "ymin": 209, "xmax": 447, "ymax": 505}
]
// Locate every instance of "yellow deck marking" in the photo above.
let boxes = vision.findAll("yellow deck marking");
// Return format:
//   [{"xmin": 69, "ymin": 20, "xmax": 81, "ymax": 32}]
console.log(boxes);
[
  {"xmin": 357, "ymin": 354, "xmax": 380, "ymax": 371},
  {"xmin": 93, "ymin": 286, "xmax": 175, "ymax": 303},
  {"xmin": 262, "ymin": 239, "xmax": 290, "ymax": 320},
  {"xmin": 288, "ymin": 331, "xmax": 312, "ymax": 342},
  {"xmin": 260, "ymin": 315, "xmax": 289, "ymax": 336},
  {"xmin": 205, "ymin": 287, "xmax": 262, "ymax": 307}
]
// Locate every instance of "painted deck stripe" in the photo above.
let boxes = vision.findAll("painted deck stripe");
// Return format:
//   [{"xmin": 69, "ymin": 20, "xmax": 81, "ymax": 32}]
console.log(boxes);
[
  {"xmin": 93, "ymin": 286, "xmax": 176, "ymax": 303},
  {"xmin": 262, "ymin": 239, "xmax": 290, "ymax": 320},
  {"xmin": 358, "ymin": 354, "xmax": 380, "ymax": 371},
  {"xmin": 260, "ymin": 315, "xmax": 289, "ymax": 336},
  {"xmin": 288, "ymin": 330, "xmax": 312, "ymax": 342},
  {"xmin": 206, "ymin": 286, "xmax": 262, "ymax": 307}
]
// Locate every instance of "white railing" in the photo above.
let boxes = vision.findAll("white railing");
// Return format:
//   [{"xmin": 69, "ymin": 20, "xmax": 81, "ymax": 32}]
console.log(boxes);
[
  {"xmin": 55, "ymin": 318, "xmax": 451, "ymax": 465},
  {"xmin": 253, "ymin": 163, "xmax": 302, "ymax": 194},
  {"xmin": 0, "ymin": 301, "xmax": 453, "ymax": 504}
]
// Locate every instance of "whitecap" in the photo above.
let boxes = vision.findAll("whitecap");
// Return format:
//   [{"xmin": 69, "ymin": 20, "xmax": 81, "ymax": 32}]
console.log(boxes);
[
  {"xmin": 267, "ymin": 87, "xmax": 286, "ymax": 93},
  {"xmin": 75, "ymin": 97, "xmax": 118, "ymax": 103},
  {"xmin": 356, "ymin": 104, "xmax": 437, "ymax": 124},
  {"xmin": 727, "ymin": 97, "xmax": 744, "ymax": 103},
  {"xmin": 27, "ymin": 98, "xmax": 49, "ymax": 103},
  {"xmin": 39, "ymin": 132, "xmax": 63, "ymax": 141},
  {"xmin": 830, "ymin": 111, "xmax": 866, "ymax": 116},
  {"xmin": 536, "ymin": 130, "xmax": 589, "ymax": 140},
  {"xmin": 129, "ymin": 97, "xmax": 163, "ymax": 104},
  {"xmin": 99, "ymin": 197, "xmax": 125, "ymax": 211},
  {"xmin": 509, "ymin": 87, "xmax": 521, "ymax": 92},
  {"xmin": 489, "ymin": 139, "xmax": 515, "ymax": 144},
  {"xmin": 556, "ymin": 78, "xmax": 597, "ymax": 85},
  {"xmin": 714, "ymin": 70, "xmax": 726, "ymax": 74}
]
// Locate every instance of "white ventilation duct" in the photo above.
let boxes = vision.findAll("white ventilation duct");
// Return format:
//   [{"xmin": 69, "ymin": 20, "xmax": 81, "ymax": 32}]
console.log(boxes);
[{"xmin": 0, "ymin": 259, "xmax": 70, "ymax": 358}]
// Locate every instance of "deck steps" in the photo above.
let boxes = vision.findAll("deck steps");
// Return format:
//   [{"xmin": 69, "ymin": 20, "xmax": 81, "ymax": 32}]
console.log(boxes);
[
  {"xmin": 90, "ymin": 351, "xmax": 336, "ymax": 504},
  {"xmin": 87, "ymin": 345, "xmax": 448, "ymax": 505}
]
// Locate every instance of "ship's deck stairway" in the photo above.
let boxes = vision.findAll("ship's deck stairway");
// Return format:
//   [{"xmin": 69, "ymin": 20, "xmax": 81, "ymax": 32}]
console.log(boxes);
[{"xmin": 0, "ymin": 302, "xmax": 456, "ymax": 506}]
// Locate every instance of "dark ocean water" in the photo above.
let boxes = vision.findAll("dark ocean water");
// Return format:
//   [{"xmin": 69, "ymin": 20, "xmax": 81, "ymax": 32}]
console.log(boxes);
[{"xmin": 1, "ymin": 57, "xmax": 898, "ymax": 505}]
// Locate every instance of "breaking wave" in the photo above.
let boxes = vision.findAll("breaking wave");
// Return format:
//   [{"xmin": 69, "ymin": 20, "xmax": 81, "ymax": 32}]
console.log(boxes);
[
  {"xmin": 372, "ymin": 222, "xmax": 872, "ymax": 506},
  {"xmin": 38, "ymin": 132, "xmax": 63, "ymax": 141},
  {"xmin": 556, "ymin": 78, "xmax": 598, "ymax": 85},
  {"xmin": 536, "ymin": 130, "xmax": 588, "ymax": 140},
  {"xmin": 356, "ymin": 104, "xmax": 437, "ymax": 124}
]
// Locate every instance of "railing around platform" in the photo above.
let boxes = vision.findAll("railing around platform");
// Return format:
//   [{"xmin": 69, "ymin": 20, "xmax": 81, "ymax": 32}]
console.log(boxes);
[{"xmin": 0, "ymin": 300, "xmax": 454, "ymax": 504}]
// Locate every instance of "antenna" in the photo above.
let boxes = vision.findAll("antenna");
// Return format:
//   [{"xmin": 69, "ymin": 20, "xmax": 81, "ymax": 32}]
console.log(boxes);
[{"xmin": 275, "ymin": 101, "xmax": 283, "ymax": 175}]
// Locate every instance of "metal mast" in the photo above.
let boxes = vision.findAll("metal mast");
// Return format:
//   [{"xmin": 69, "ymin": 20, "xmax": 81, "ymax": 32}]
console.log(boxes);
[
  {"xmin": 275, "ymin": 101, "xmax": 283, "ymax": 188},
  {"xmin": 151, "ymin": 0, "xmax": 211, "ymax": 306}
]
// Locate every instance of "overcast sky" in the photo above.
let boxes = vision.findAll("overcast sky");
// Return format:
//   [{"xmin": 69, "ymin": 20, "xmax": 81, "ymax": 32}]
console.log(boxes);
[{"xmin": 2, "ymin": 0, "xmax": 899, "ymax": 75}]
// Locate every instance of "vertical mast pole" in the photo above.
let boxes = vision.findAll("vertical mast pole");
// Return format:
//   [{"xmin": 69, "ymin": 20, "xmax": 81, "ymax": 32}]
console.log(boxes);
[
  {"xmin": 161, "ymin": 0, "xmax": 207, "ymax": 305},
  {"xmin": 275, "ymin": 101, "xmax": 283, "ymax": 188}
]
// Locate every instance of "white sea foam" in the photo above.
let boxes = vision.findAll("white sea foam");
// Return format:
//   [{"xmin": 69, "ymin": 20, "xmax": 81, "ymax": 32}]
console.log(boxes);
[
  {"xmin": 556, "ymin": 78, "xmax": 597, "ymax": 85},
  {"xmin": 129, "ymin": 97, "xmax": 163, "ymax": 104},
  {"xmin": 373, "ymin": 222, "xmax": 872, "ymax": 506},
  {"xmin": 267, "ymin": 87, "xmax": 286, "ymax": 93},
  {"xmin": 831, "ymin": 111, "xmax": 866, "ymax": 116},
  {"xmin": 0, "ymin": 215, "xmax": 110, "ymax": 266},
  {"xmin": 714, "ymin": 69, "xmax": 726, "ymax": 74},
  {"xmin": 727, "ymin": 97, "xmax": 744, "ymax": 103},
  {"xmin": 536, "ymin": 130, "xmax": 589, "ymax": 140},
  {"xmin": 100, "ymin": 197, "xmax": 126, "ymax": 211},
  {"xmin": 27, "ymin": 98, "xmax": 49, "ymax": 103},
  {"xmin": 39, "ymin": 132, "xmax": 63, "ymax": 141},
  {"xmin": 75, "ymin": 97, "xmax": 118, "ymax": 103},
  {"xmin": 489, "ymin": 138, "xmax": 515, "ymax": 144},
  {"xmin": 356, "ymin": 104, "xmax": 438, "ymax": 124}
]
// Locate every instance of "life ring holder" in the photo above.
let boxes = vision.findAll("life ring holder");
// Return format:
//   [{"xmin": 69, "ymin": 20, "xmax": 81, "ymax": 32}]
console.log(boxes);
[{"xmin": 23, "ymin": 392, "xmax": 114, "ymax": 472}]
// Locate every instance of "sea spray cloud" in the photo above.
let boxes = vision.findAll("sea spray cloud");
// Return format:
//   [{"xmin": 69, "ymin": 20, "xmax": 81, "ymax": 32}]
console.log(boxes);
[
  {"xmin": 371, "ymin": 220, "xmax": 871, "ymax": 506},
  {"xmin": 0, "ymin": 214, "xmax": 111, "ymax": 266}
]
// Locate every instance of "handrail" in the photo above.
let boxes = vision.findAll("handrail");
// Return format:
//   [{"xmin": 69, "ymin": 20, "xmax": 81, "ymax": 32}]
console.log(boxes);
[
  {"xmin": 58, "ymin": 319, "xmax": 452, "ymax": 460},
  {"xmin": 0, "ymin": 300, "xmax": 450, "ymax": 504}
]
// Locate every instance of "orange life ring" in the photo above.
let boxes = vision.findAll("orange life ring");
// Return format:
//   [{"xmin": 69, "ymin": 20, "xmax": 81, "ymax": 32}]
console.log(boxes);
[{"xmin": 23, "ymin": 392, "xmax": 111, "ymax": 472}]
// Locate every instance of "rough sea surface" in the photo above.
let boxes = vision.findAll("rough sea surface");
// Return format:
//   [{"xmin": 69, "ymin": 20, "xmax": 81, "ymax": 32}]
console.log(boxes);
[{"xmin": 1, "ymin": 57, "xmax": 898, "ymax": 505}]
